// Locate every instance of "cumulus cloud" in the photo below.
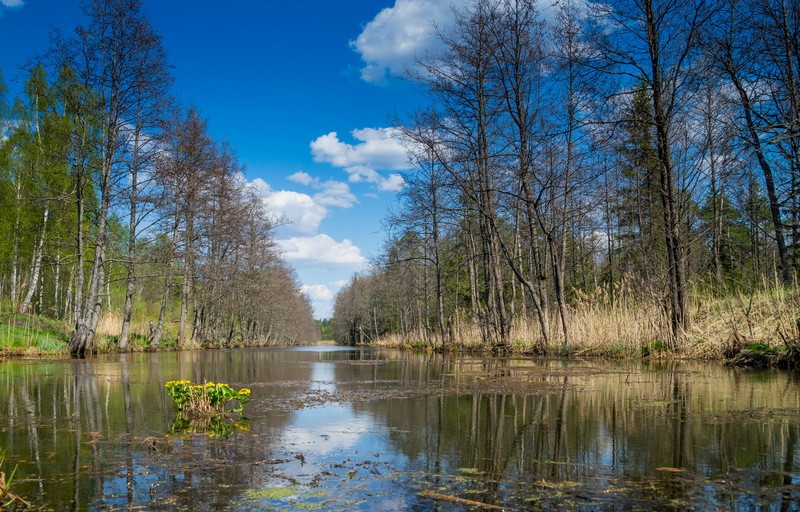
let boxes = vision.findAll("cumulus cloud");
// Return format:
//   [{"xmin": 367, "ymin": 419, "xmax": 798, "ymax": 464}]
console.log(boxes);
[
  {"xmin": 310, "ymin": 128, "xmax": 410, "ymax": 192},
  {"xmin": 249, "ymin": 178, "xmax": 327, "ymax": 234},
  {"xmin": 286, "ymin": 172, "xmax": 357, "ymax": 208},
  {"xmin": 344, "ymin": 164, "xmax": 381, "ymax": 184},
  {"xmin": 248, "ymin": 177, "xmax": 271, "ymax": 196},
  {"xmin": 311, "ymin": 128, "xmax": 410, "ymax": 171},
  {"xmin": 378, "ymin": 173, "xmax": 405, "ymax": 192},
  {"xmin": 302, "ymin": 280, "xmax": 353, "ymax": 318},
  {"xmin": 301, "ymin": 284, "xmax": 335, "ymax": 302},
  {"xmin": 352, "ymin": 0, "xmax": 583, "ymax": 85},
  {"xmin": 279, "ymin": 234, "xmax": 367, "ymax": 267},
  {"xmin": 351, "ymin": 0, "xmax": 451, "ymax": 85},
  {"xmin": 266, "ymin": 190, "xmax": 328, "ymax": 234},
  {"xmin": 249, "ymin": 174, "xmax": 357, "ymax": 233},
  {"xmin": 313, "ymin": 180, "xmax": 357, "ymax": 208},
  {"xmin": 287, "ymin": 171, "xmax": 314, "ymax": 186}
]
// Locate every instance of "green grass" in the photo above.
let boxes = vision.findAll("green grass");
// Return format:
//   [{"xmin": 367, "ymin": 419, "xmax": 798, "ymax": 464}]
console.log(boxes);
[
  {"xmin": 744, "ymin": 342, "xmax": 777, "ymax": 355},
  {"xmin": 0, "ymin": 311, "xmax": 69, "ymax": 355}
]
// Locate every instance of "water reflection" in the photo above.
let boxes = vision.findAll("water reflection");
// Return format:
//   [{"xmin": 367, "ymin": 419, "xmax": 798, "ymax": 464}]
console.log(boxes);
[{"xmin": 0, "ymin": 349, "xmax": 798, "ymax": 510}]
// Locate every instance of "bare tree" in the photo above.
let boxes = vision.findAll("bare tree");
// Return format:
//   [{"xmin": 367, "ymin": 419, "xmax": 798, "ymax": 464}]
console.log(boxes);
[
  {"xmin": 49, "ymin": 0, "xmax": 172, "ymax": 356},
  {"xmin": 590, "ymin": 0, "xmax": 714, "ymax": 342}
]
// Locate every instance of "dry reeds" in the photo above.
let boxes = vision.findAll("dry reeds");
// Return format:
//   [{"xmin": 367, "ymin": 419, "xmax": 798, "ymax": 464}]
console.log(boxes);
[
  {"xmin": 369, "ymin": 279, "xmax": 800, "ymax": 360},
  {"xmin": 0, "ymin": 453, "xmax": 30, "ymax": 510}
]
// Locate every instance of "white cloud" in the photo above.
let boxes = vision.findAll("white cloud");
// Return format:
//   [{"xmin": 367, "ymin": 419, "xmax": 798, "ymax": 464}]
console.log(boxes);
[
  {"xmin": 1, "ymin": 0, "xmax": 24, "ymax": 7},
  {"xmin": 344, "ymin": 164, "xmax": 381, "ymax": 184},
  {"xmin": 279, "ymin": 234, "xmax": 367, "ymax": 267},
  {"xmin": 286, "ymin": 172, "xmax": 357, "ymax": 209},
  {"xmin": 352, "ymin": 0, "xmax": 586, "ymax": 85},
  {"xmin": 287, "ymin": 171, "xmax": 314, "ymax": 186},
  {"xmin": 310, "ymin": 128, "xmax": 411, "ymax": 193},
  {"xmin": 302, "ymin": 280, "xmax": 353, "ymax": 318},
  {"xmin": 266, "ymin": 190, "xmax": 328, "ymax": 234},
  {"xmin": 311, "ymin": 128, "xmax": 410, "ymax": 171},
  {"xmin": 313, "ymin": 180, "xmax": 357, "ymax": 208},
  {"xmin": 269, "ymin": 192, "xmax": 326, "ymax": 234},
  {"xmin": 351, "ymin": 0, "xmax": 451, "ymax": 85},
  {"xmin": 301, "ymin": 284, "xmax": 335, "ymax": 302},
  {"xmin": 248, "ymin": 177, "xmax": 271, "ymax": 196},
  {"xmin": 378, "ymin": 173, "xmax": 405, "ymax": 192},
  {"xmin": 250, "ymin": 175, "xmax": 356, "ymax": 233},
  {"xmin": 248, "ymin": 178, "xmax": 328, "ymax": 234}
]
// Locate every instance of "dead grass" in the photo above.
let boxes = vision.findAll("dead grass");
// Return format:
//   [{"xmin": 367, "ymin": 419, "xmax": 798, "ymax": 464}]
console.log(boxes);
[
  {"xmin": 95, "ymin": 309, "xmax": 181, "ymax": 350},
  {"xmin": 369, "ymin": 282, "xmax": 800, "ymax": 360}
]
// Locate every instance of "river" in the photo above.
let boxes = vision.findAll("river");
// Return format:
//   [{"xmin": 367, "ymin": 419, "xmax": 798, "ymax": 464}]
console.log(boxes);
[{"xmin": 1, "ymin": 346, "xmax": 798, "ymax": 510}]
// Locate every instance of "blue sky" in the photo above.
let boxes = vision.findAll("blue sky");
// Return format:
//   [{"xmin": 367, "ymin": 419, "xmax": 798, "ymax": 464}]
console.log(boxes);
[{"xmin": 0, "ymin": 0, "xmax": 461, "ymax": 318}]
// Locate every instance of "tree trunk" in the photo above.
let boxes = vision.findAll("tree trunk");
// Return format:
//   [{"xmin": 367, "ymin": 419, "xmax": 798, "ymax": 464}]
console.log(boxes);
[
  {"xmin": 70, "ymin": 134, "xmax": 112, "ymax": 357},
  {"xmin": 119, "ymin": 110, "xmax": 143, "ymax": 351},
  {"xmin": 178, "ymin": 216, "xmax": 194, "ymax": 347},
  {"xmin": 645, "ymin": 0, "xmax": 689, "ymax": 342},
  {"xmin": 150, "ymin": 214, "xmax": 180, "ymax": 349},
  {"xmin": 18, "ymin": 207, "xmax": 49, "ymax": 314},
  {"xmin": 721, "ymin": 43, "xmax": 792, "ymax": 284}
]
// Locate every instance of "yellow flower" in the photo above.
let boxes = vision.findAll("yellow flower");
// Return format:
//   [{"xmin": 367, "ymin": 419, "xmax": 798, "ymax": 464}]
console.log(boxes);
[{"xmin": 239, "ymin": 388, "xmax": 251, "ymax": 395}]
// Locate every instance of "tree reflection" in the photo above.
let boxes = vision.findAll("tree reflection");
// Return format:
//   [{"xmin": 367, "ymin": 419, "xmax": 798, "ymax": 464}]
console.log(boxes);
[{"xmin": 0, "ymin": 351, "xmax": 798, "ymax": 509}]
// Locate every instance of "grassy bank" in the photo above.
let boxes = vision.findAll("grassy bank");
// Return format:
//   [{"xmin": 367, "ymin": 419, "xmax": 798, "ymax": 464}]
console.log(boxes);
[
  {"xmin": 367, "ymin": 285, "xmax": 800, "ymax": 364},
  {"xmin": 3, "ymin": 286, "xmax": 798, "ymax": 363},
  {"xmin": 0, "ymin": 308, "xmax": 69, "ymax": 356},
  {"xmin": 0, "ymin": 301, "xmax": 181, "ymax": 357}
]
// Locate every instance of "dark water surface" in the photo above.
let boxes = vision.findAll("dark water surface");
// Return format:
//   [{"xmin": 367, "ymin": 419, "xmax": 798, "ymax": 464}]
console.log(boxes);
[{"xmin": 1, "ymin": 347, "xmax": 799, "ymax": 510}]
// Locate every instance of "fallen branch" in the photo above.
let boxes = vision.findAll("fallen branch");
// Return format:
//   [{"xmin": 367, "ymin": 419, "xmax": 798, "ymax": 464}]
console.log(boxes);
[{"xmin": 418, "ymin": 491, "xmax": 507, "ymax": 510}]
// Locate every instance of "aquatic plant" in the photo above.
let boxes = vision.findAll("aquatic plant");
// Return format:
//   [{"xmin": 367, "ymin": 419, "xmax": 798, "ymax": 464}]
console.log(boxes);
[
  {"xmin": 0, "ymin": 452, "xmax": 30, "ymax": 510},
  {"xmin": 164, "ymin": 380, "xmax": 251, "ymax": 415}
]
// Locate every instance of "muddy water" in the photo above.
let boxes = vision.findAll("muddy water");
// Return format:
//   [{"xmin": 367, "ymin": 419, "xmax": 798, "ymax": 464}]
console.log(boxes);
[{"xmin": 1, "ymin": 347, "xmax": 799, "ymax": 510}]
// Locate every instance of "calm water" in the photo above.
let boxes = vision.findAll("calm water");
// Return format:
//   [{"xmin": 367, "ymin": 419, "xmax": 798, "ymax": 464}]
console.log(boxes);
[{"xmin": 1, "ymin": 347, "xmax": 799, "ymax": 510}]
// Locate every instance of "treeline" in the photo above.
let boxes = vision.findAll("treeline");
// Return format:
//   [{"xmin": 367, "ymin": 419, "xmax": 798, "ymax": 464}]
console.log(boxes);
[
  {"xmin": 333, "ymin": 0, "xmax": 800, "ymax": 351},
  {"xmin": 0, "ymin": 0, "xmax": 318, "ymax": 355}
]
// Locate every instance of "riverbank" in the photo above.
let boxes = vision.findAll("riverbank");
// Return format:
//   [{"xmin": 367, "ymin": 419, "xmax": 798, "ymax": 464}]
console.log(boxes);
[
  {"xmin": 364, "ymin": 286, "xmax": 800, "ymax": 367},
  {"xmin": 0, "ymin": 307, "xmax": 183, "ymax": 357},
  {"xmin": 3, "ymin": 287, "xmax": 798, "ymax": 366}
]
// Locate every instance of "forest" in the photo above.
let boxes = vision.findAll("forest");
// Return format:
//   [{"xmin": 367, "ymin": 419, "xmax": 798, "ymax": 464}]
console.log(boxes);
[
  {"xmin": 0, "ymin": 0, "xmax": 319, "ymax": 356},
  {"xmin": 332, "ymin": 0, "xmax": 800, "ymax": 358}
]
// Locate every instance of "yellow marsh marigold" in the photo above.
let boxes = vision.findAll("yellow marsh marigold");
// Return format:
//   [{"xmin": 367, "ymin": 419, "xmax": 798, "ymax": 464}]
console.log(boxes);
[{"xmin": 164, "ymin": 379, "xmax": 250, "ymax": 416}]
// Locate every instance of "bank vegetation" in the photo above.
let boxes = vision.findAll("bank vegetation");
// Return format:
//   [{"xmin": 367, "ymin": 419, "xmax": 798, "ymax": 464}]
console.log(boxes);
[
  {"xmin": 332, "ymin": 0, "xmax": 800, "ymax": 361},
  {"xmin": 0, "ymin": 0, "xmax": 318, "ymax": 356}
]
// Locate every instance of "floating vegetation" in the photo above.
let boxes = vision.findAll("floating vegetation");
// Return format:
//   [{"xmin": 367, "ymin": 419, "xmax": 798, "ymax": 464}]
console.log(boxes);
[
  {"xmin": 243, "ymin": 486, "xmax": 332, "ymax": 510},
  {"xmin": 457, "ymin": 467, "xmax": 481, "ymax": 474},
  {"xmin": 245, "ymin": 486, "xmax": 299, "ymax": 500}
]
